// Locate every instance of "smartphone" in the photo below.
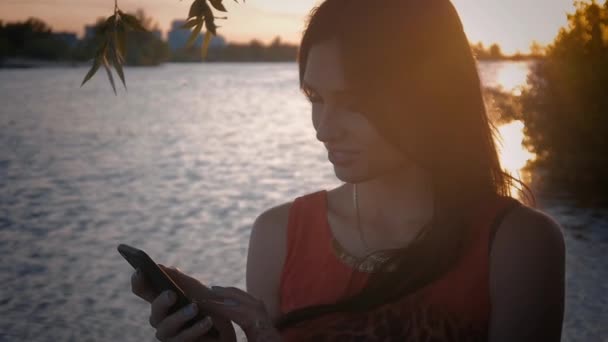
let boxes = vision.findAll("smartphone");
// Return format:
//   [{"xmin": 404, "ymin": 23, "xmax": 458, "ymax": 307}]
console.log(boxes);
[{"xmin": 117, "ymin": 243, "xmax": 220, "ymax": 337}]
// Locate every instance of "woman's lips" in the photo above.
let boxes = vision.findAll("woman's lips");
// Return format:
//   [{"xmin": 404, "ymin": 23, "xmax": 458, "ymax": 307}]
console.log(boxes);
[{"xmin": 328, "ymin": 149, "xmax": 359, "ymax": 166}]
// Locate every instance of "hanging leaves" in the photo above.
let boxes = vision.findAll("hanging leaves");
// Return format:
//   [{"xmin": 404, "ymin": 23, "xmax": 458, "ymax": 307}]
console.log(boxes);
[
  {"xmin": 80, "ymin": 52, "xmax": 102, "ymax": 87},
  {"xmin": 209, "ymin": 0, "xmax": 227, "ymax": 12},
  {"xmin": 201, "ymin": 30, "xmax": 213, "ymax": 59},
  {"xmin": 186, "ymin": 19, "xmax": 204, "ymax": 48},
  {"xmin": 114, "ymin": 22, "xmax": 127, "ymax": 63},
  {"xmin": 188, "ymin": 0, "xmax": 216, "ymax": 34},
  {"xmin": 81, "ymin": 0, "xmax": 241, "ymax": 94},
  {"xmin": 119, "ymin": 11, "xmax": 147, "ymax": 32},
  {"xmin": 180, "ymin": 18, "xmax": 201, "ymax": 29},
  {"xmin": 108, "ymin": 39, "xmax": 126, "ymax": 91},
  {"xmin": 202, "ymin": 2, "xmax": 217, "ymax": 35},
  {"xmin": 188, "ymin": 0, "xmax": 206, "ymax": 19},
  {"xmin": 184, "ymin": 0, "xmax": 228, "ymax": 59},
  {"xmin": 102, "ymin": 54, "xmax": 117, "ymax": 94},
  {"xmin": 80, "ymin": 9, "xmax": 148, "ymax": 94}
]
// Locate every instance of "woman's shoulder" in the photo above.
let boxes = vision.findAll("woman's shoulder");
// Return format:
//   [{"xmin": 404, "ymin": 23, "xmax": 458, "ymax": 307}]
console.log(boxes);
[
  {"xmin": 253, "ymin": 201, "xmax": 293, "ymax": 235},
  {"xmin": 488, "ymin": 201, "xmax": 566, "ymax": 339},
  {"xmin": 489, "ymin": 201, "xmax": 565, "ymax": 283},
  {"xmin": 252, "ymin": 188, "xmax": 328, "ymax": 231},
  {"xmin": 251, "ymin": 187, "xmax": 339, "ymax": 237},
  {"xmin": 497, "ymin": 202, "xmax": 565, "ymax": 247}
]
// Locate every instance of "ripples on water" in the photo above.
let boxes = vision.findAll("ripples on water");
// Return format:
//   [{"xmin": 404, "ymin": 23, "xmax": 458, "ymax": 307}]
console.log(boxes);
[{"xmin": 0, "ymin": 62, "xmax": 606, "ymax": 341}]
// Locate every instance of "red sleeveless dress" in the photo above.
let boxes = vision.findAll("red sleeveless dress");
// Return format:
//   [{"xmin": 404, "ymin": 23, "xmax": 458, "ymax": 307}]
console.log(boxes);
[{"xmin": 278, "ymin": 190, "xmax": 521, "ymax": 341}]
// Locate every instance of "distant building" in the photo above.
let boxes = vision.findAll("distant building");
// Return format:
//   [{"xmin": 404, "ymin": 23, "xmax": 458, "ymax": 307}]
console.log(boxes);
[
  {"xmin": 53, "ymin": 32, "xmax": 79, "ymax": 47},
  {"xmin": 167, "ymin": 19, "xmax": 226, "ymax": 51},
  {"xmin": 84, "ymin": 25, "xmax": 97, "ymax": 41},
  {"xmin": 151, "ymin": 30, "xmax": 162, "ymax": 40}
]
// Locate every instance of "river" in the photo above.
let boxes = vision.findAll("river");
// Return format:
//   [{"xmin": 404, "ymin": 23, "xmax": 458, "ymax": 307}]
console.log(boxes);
[{"xmin": 0, "ymin": 62, "xmax": 606, "ymax": 341}]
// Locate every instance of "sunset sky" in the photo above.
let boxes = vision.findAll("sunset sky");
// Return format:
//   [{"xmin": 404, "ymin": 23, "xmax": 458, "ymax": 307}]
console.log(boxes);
[{"xmin": 0, "ymin": 0, "xmax": 576, "ymax": 54}]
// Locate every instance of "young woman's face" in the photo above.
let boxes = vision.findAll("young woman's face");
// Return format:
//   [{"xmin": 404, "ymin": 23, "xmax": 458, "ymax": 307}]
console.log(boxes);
[{"xmin": 302, "ymin": 39, "xmax": 410, "ymax": 183}]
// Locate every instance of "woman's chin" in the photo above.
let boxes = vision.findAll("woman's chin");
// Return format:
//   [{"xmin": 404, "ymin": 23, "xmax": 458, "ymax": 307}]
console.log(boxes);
[{"xmin": 333, "ymin": 165, "xmax": 364, "ymax": 183}]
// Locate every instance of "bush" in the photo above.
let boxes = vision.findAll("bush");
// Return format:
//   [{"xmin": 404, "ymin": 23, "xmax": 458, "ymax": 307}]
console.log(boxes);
[{"xmin": 519, "ymin": 0, "xmax": 608, "ymax": 205}]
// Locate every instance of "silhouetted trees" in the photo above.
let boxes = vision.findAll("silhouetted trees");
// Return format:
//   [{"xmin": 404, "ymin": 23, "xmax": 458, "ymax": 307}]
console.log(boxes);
[
  {"xmin": 471, "ymin": 42, "xmax": 505, "ymax": 60},
  {"xmin": 529, "ymin": 40, "xmax": 546, "ymax": 58},
  {"xmin": 0, "ymin": 16, "xmax": 296, "ymax": 65},
  {"xmin": 0, "ymin": 12, "xmax": 169, "ymax": 66},
  {"xmin": 2, "ymin": 16, "xmax": 546, "ymax": 66},
  {"xmin": 171, "ymin": 36, "xmax": 297, "ymax": 62},
  {"xmin": 0, "ymin": 18, "xmax": 72, "ymax": 61},
  {"xmin": 471, "ymin": 41, "xmax": 544, "ymax": 61},
  {"xmin": 205, "ymin": 37, "xmax": 297, "ymax": 62},
  {"xmin": 518, "ymin": 0, "xmax": 608, "ymax": 205}
]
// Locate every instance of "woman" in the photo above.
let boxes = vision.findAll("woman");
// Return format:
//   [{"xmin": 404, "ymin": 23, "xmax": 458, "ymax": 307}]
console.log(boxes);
[{"xmin": 131, "ymin": 0, "xmax": 566, "ymax": 340}]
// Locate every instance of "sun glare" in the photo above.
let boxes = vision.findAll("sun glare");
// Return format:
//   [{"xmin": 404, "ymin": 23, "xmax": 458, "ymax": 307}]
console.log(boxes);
[
  {"xmin": 495, "ymin": 62, "xmax": 531, "ymax": 95},
  {"xmin": 496, "ymin": 120, "xmax": 536, "ymax": 197}
]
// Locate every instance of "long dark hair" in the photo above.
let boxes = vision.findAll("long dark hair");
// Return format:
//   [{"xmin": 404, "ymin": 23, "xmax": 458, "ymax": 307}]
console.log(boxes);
[{"xmin": 275, "ymin": 0, "xmax": 534, "ymax": 331}]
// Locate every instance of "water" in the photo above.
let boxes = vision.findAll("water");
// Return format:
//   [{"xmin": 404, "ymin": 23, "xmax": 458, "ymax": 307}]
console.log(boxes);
[{"xmin": 0, "ymin": 62, "xmax": 606, "ymax": 341}]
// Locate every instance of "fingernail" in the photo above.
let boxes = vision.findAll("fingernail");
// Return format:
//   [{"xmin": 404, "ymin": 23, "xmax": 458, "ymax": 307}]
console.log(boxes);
[{"xmin": 183, "ymin": 303, "xmax": 198, "ymax": 317}]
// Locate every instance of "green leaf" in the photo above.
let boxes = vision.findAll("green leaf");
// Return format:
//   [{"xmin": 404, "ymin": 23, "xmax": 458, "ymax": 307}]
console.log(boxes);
[
  {"xmin": 113, "ymin": 22, "xmax": 127, "ymax": 63},
  {"xmin": 97, "ymin": 15, "xmax": 114, "ymax": 36},
  {"xmin": 186, "ymin": 20, "xmax": 203, "ymax": 48},
  {"xmin": 108, "ymin": 42, "xmax": 127, "ymax": 91},
  {"xmin": 94, "ymin": 40, "xmax": 108, "ymax": 60},
  {"xmin": 120, "ymin": 12, "xmax": 147, "ymax": 32},
  {"xmin": 201, "ymin": 30, "xmax": 213, "ymax": 60},
  {"xmin": 204, "ymin": 20, "xmax": 217, "ymax": 35},
  {"xmin": 209, "ymin": 0, "xmax": 227, "ymax": 12},
  {"xmin": 102, "ymin": 54, "xmax": 117, "ymax": 95},
  {"xmin": 188, "ymin": 0, "xmax": 205, "ymax": 19},
  {"xmin": 80, "ymin": 57, "xmax": 102, "ymax": 87},
  {"xmin": 202, "ymin": 2, "xmax": 217, "ymax": 35},
  {"xmin": 181, "ymin": 18, "xmax": 201, "ymax": 29}
]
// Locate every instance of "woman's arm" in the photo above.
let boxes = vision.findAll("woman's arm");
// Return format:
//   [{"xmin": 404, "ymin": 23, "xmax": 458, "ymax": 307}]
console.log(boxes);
[
  {"xmin": 245, "ymin": 201, "xmax": 292, "ymax": 340},
  {"xmin": 489, "ymin": 205, "xmax": 566, "ymax": 342}
]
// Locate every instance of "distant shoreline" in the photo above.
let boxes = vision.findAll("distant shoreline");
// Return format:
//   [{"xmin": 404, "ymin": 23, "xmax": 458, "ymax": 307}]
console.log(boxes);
[
  {"xmin": 0, "ymin": 58, "xmax": 87, "ymax": 69},
  {"xmin": 0, "ymin": 56, "xmax": 543, "ymax": 69}
]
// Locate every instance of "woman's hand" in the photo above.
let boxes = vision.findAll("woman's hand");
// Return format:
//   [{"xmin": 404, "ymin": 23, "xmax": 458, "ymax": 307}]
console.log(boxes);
[
  {"xmin": 199, "ymin": 285, "xmax": 281, "ymax": 341},
  {"xmin": 130, "ymin": 265, "xmax": 237, "ymax": 342}
]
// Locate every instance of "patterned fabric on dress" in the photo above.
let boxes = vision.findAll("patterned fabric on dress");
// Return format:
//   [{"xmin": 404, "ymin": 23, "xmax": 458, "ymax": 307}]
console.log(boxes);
[{"xmin": 278, "ymin": 190, "xmax": 521, "ymax": 341}]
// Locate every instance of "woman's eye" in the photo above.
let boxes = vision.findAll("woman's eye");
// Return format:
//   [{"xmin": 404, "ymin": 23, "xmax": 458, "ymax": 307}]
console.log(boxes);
[
  {"xmin": 302, "ymin": 86, "xmax": 323, "ymax": 104},
  {"xmin": 309, "ymin": 94, "xmax": 323, "ymax": 103},
  {"xmin": 307, "ymin": 92, "xmax": 323, "ymax": 103}
]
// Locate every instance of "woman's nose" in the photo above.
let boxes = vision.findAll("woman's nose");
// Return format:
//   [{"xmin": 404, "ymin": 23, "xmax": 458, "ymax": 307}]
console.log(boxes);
[{"xmin": 315, "ymin": 107, "xmax": 345, "ymax": 143}]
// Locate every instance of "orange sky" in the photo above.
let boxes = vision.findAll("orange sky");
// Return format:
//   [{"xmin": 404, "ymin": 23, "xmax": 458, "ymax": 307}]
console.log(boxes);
[{"xmin": 0, "ymin": 0, "xmax": 575, "ymax": 54}]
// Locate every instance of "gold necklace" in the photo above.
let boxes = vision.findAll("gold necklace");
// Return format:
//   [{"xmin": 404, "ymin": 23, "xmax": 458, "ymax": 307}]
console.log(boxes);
[
  {"xmin": 353, "ymin": 183, "xmax": 371, "ymax": 252},
  {"xmin": 330, "ymin": 184, "xmax": 393, "ymax": 273},
  {"xmin": 331, "ymin": 237, "xmax": 391, "ymax": 273}
]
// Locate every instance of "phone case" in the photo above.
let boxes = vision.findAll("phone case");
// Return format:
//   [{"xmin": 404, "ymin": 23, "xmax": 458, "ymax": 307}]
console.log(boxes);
[{"xmin": 117, "ymin": 244, "xmax": 220, "ymax": 337}]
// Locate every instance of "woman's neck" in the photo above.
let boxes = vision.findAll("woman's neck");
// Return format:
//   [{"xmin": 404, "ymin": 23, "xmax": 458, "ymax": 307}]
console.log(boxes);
[{"xmin": 354, "ymin": 164, "xmax": 434, "ymax": 236}]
